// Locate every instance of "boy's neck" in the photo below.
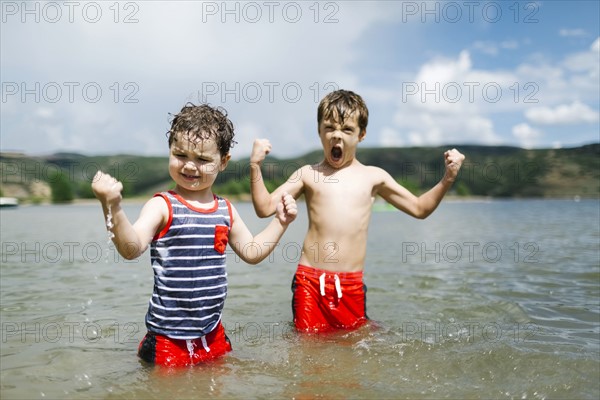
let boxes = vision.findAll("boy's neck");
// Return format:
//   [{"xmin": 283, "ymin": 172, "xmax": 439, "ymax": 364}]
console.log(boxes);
[
  {"xmin": 173, "ymin": 186, "xmax": 216, "ymax": 206},
  {"xmin": 321, "ymin": 156, "xmax": 360, "ymax": 171}
]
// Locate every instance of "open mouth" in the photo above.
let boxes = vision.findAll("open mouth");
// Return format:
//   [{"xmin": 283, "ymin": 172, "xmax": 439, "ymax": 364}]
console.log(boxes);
[
  {"xmin": 331, "ymin": 146, "xmax": 343, "ymax": 162},
  {"xmin": 181, "ymin": 173, "xmax": 199, "ymax": 180}
]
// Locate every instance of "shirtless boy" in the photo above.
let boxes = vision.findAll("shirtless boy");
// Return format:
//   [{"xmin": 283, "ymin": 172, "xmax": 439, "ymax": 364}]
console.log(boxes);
[{"xmin": 250, "ymin": 90, "xmax": 465, "ymax": 333}]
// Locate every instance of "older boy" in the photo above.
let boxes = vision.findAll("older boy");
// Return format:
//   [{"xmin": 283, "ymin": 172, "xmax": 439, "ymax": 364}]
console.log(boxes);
[{"xmin": 250, "ymin": 90, "xmax": 464, "ymax": 333}]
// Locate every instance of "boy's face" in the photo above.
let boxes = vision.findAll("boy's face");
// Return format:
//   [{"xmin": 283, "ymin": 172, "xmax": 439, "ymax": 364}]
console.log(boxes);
[
  {"xmin": 168, "ymin": 132, "xmax": 230, "ymax": 193},
  {"xmin": 318, "ymin": 112, "xmax": 365, "ymax": 169}
]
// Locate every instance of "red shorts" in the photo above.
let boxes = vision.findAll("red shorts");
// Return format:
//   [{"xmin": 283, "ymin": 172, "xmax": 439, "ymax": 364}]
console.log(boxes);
[
  {"xmin": 138, "ymin": 322, "xmax": 232, "ymax": 367},
  {"xmin": 292, "ymin": 264, "xmax": 368, "ymax": 333}
]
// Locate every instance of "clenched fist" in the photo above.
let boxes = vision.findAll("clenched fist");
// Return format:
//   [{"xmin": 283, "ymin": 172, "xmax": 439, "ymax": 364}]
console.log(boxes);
[
  {"xmin": 91, "ymin": 171, "xmax": 123, "ymax": 207},
  {"xmin": 275, "ymin": 191, "xmax": 298, "ymax": 226},
  {"xmin": 443, "ymin": 149, "xmax": 465, "ymax": 182},
  {"xmin": 250, "ymin": 139, "xmax": 272, "ymax": 165}
]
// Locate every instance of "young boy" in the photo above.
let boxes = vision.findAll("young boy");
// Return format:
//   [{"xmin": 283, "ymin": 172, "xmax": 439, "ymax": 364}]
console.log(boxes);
[
  {"xmin": 250, "ymin": 90, "xmax": 464, "ymax": 333},
  {"xmin": 92, "ymin": 103, "xmax": 297, "ymax": 366}
]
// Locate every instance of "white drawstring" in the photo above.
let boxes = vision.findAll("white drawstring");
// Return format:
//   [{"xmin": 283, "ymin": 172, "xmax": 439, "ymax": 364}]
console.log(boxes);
[
  {"xmin": 187, "ymin": 336, "xmax": 210, "ymax": 360},
  {"xmin": 201, "ymin": 336, "xmax": 210, "ymax": 353},
  {"xmin": 319, "ymin": 273, "xmax": 326, "ymax": 296},
  {"xmin": 319, "ymin": 273, "xmax": 343, "ymax": 299},
  {"xmin": 334, "ymin": 274, "xmax": 343, "ymax": 299},
  {"xmin": 186, "ymin": 339, "xmax": 195, "ymax": 359}
]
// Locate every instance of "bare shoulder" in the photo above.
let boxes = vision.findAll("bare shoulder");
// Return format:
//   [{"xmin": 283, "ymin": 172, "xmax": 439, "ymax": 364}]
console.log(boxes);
[
  {"xmin": 228, "ymin": 200, "xmax": 241, "ymax": 218},
  {"xmin": 132, "ymin": 195, "xmax": 171, "ymax": 240},
  {"xmin": 364, "ymin": 165, "xmax": 391, "ymax": 182},
  {"xmin": 145, "ymin": 194, "xmax": 170, "ymax": 209},
  {"xmin": 297, "ymin": 163, "xmax": 319, "ymax": 184},
  {"xmin": 280, "ymin": 163, "xmax": 311, "ymax": 182},
  {"xmin": 303, "ymin": 163, "xmax": 319, "ymax": 175},
  {"xmin": 139, "ymin": 195, "xmax": 170, "ymax": 220}
]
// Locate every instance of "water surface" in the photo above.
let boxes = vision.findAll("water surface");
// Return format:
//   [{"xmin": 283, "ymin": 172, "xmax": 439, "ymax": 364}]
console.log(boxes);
[{"xmin": 1, "ymin": 199, "xmax": 598, "ymax": 399}]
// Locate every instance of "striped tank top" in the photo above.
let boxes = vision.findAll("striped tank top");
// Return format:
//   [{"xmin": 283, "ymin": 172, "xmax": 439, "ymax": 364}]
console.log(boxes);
[{"xmin": 145, "ymin": 191, "xmax": 233, "ymax": 339}]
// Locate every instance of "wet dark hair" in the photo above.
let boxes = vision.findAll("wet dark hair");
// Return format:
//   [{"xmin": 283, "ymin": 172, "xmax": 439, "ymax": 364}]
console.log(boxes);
[
  {"xmin": 317, "ymin": 90, "xmax": 369, "ymax": 133},
  {"xmin": 166, "ymin": 103, "xmax": 236, "ymax": 156}
]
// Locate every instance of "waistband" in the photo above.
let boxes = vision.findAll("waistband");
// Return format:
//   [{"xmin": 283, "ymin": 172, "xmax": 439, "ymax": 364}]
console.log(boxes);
[
  {"xmin": 296, "ymin": 264, "xmax": 364, "ymax": 281},
  {"xmin": 296, "ymin": 264, "xmax": 364, "ymax": 298}
]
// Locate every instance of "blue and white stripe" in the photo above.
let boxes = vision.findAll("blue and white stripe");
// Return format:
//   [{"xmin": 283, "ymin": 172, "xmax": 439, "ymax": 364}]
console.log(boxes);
[{"xmin": 145, "ymin": 191, "xmax": 231, "ymax": 339}]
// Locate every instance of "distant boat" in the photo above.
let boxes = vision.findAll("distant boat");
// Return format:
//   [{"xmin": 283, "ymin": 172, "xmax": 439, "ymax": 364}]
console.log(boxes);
[{"xmin": 0, "ymin": 197, "xmax": 19, "ymax": 208}]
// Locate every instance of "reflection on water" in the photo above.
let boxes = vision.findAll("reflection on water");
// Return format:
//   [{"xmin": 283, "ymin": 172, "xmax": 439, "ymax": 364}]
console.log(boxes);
[{"xmin": 1, "ymin": 199, "xmax": 599, "ymax": 399}]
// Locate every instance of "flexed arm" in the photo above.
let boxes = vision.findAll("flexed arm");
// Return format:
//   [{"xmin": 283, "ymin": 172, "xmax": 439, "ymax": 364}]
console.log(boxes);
[
  {"xmin": 250, "ymin": 139, "xmax": 276, "ymax": 217},
  {"xmin": 91, "ymin": 171, "xmax": 166, "ymax": 260},
  {"xmin": 229, "ymin": 192, "xmax": 298, "ymax": 264},
  {"xmin": 250, "ymin": 139, "xmax": 305, "ymax": 217},
  {"xmin": 378, "ymin": 149, "xmax": 465, "ymax": 219}
]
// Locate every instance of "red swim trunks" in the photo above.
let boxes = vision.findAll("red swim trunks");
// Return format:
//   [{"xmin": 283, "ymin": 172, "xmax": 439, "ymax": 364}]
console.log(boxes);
[
  {"xmin": 137, "ymin": 322, "xmax": 232, "ymax": 367},
  {"xmin": 292, "ymin": 264, "xmax": 368, "ymax": 333}
]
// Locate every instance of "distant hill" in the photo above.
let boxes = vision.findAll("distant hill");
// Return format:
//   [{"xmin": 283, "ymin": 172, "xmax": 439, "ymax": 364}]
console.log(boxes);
[{"xmin": 1, "ymin": 144, "xmax": 598, "ymax": 203}]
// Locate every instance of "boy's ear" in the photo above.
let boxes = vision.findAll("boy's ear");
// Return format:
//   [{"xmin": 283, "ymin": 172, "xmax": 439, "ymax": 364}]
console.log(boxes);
[
  {"xmin": 359, "ymin": 129, "xmax": 367, "ymax": 141},
  {"xmin": 219, "ymin": 154, "xmax": 231, "ymax": 171}
]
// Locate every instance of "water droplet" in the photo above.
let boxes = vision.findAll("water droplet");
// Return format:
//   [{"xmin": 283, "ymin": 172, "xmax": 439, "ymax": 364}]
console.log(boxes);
[{"xmin": 105, "ymin": 204, "xmax": 115, "ymax": 263}]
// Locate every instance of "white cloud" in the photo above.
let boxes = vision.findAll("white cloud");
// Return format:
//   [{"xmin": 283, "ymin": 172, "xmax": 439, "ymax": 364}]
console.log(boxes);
[
  {"xmin": 563, "ymin": 37, "xmax": 600, "ymax": 75},
  {"xmin": 403, "ymin": 50, "xmax": 523, "ymax": 115},
  {"xmin": 1, "ymin": 1, "xmax": 402, "ymax": 156},
  {"xmin": 386, "ymin": 35, "xmax": 600, "ymax": 148},
  {"xmin": 379, "ymin": 127, "xmax": 404, "ymax": 147},
  {"xmin": 593, "ymin": 37, "xmax": 600, "ymax": 53},
  {"xmin": 525, "ymin": 101, "xmax": 599, "ymax": 125},
  {"xmin": 388, "ymin": 50, "xmax": 513, "ymax": 146},
  {"xmin": 473, "ymin": 41, "xmax": 498, "ymax": 56},
  {"xmin": 559, "ymin": 28, "xmax": 587, "ymax": 37},
  {"xmin": 230, "ymin": 120, "xmax": 263, "ymax": 159},
  {"xmin": 472, "ymin": 40, "xmax": 519, "ymax": 56},
  {"xmin": 1, "ymin": 2, "xmax": 598, "ymax": 156},
  {"xmin": 407, "ymin": 131, "xmax": 425, "ymax": 146},
  {"xmin": 512, "ymin": 123, "xmax": 541, "ymax": 149},
  {"xmin": 500, "ymin": 40, "xmax": 519, "ymax": 50},
  {"xmin": 35, "ymin": 107, "xmax": 54, "ymax": 119},
  {"xmin": 416, "ymin": 50, "xmax": 472, "ymax": 87}
]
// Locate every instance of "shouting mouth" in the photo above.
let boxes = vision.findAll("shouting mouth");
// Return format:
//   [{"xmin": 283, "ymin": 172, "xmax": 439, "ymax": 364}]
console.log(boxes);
[{"xmin": 331, "ymin": 146, "xmax": 343, "ymax": 162}]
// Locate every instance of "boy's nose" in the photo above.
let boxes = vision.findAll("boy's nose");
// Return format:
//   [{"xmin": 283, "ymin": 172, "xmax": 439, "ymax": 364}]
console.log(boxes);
[{"xmin": 183, "ymin": 160, "xmax": 198, "ymax": 170}]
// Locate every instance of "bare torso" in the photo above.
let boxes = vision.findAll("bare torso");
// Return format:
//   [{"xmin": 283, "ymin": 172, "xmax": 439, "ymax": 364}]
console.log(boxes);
[{"xmin": 298, "ymin": 160, "xmax": 382, "ymax": 272}]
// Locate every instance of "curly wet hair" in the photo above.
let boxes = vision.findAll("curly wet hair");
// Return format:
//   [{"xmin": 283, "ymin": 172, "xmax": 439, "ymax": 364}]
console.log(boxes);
[
  {"xmin": 167, "ymin": 103, "xmax": 236, "ymax": 156},
  {"xmin": 317, "ymin": 90, "xmax": 369, "ymax": 133}
]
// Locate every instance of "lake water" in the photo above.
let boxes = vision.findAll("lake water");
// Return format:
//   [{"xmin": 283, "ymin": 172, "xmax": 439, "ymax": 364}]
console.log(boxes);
[{"xmin": 1, "ymin": 199, "xmax": 599, "ymax": 399}]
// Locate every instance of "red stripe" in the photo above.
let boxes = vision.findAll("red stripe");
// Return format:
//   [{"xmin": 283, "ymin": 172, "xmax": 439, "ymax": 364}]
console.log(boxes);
[{"xmin": 153, "ymin": 192, "xmax": 173, "ymax": 240}]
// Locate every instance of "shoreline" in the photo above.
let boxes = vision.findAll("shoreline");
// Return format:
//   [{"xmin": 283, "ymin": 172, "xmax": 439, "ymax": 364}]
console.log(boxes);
[{"xmin": 4, "ymin": 194, "xmax": 598, "ymax": 208}]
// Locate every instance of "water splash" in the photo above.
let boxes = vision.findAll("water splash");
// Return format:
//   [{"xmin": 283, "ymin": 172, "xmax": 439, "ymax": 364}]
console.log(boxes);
[{"xmin": 105, "ymin": 204, "xmax": 115, "ymax": 263}]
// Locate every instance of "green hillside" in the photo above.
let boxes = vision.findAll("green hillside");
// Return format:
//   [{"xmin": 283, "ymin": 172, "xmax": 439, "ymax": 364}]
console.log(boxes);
[{"xmin": 1, "ymin": 144, "xmax": 598, "ymax": 204}]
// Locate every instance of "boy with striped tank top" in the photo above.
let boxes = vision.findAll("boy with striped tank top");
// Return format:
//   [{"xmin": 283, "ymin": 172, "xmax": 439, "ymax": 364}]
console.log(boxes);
[{"xmin": 92, "ymin": 103, "xmax": 297, "ymax": 367}]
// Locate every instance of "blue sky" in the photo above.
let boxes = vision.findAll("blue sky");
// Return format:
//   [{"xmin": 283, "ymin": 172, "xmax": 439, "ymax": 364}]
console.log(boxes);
[{"xmin": 1, "ymin": 0, "xmax": 599, "ymax": 158}]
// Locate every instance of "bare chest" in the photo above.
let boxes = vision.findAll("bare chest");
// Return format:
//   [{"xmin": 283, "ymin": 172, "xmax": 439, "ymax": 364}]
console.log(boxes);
[{"xmin": 304, "ymin": 170, "xmax": 375, "ymax": 209}]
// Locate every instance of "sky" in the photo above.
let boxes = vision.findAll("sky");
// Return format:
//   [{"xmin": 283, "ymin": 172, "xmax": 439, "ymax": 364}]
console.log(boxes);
[{"xmin": 1, "ymin": 0, "xmax": 599, "ymax": 158}]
